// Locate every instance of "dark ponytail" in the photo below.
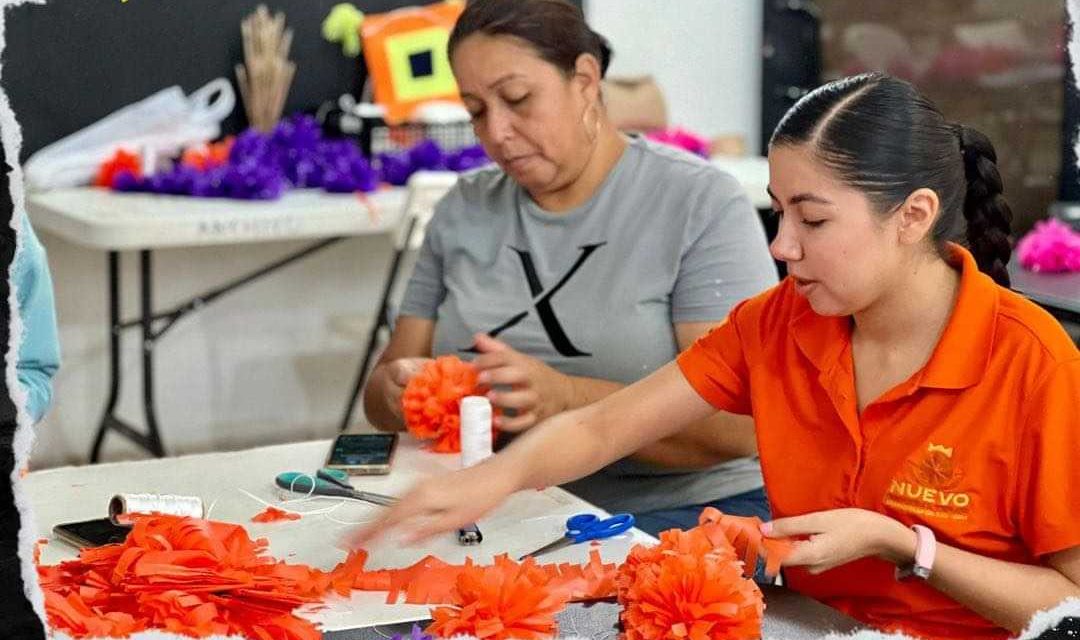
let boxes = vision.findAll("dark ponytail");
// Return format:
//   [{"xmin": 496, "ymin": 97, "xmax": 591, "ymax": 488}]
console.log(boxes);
[
  {"xmin": 448, "ymin": 0, "xmax": 613, "ymax": 78},
  {"xmin": 770, "ymin": 72, "xmax": 1013, "ymax": 286},
  {"xmin": 956, "ymin": 125, "xmax": 1013, "ymax": 286}
]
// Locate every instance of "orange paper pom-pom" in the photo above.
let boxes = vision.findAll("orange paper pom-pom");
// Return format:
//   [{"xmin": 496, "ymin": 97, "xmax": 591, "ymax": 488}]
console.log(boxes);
[
  {"xmin": 426, "ymin": 555, "xmax": 571, "ymax": 639},
  {"xmin": 613, "ymin": 508, "xmax": 798, "ymax": 640},
  {"xmin": 251, "ymin": 506, "xmax": 302, "ymax": 523},
  {"xmin": 94, "ymin": 149, "xmax": 142, "ymax": 188},
  {"xmin": 618, "ymin": 548, "xmax": 764, "ymax": 640},
  {"xmin": 401, "ymin": 356, "xmax": 492, "ymax": 453}
]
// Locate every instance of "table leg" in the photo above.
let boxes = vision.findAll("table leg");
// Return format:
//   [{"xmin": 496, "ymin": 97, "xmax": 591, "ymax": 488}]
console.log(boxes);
[
  {"xmin": 90, "ymin": 252, "xmax": 123, "ymax": 463},
  {"xmin": 140, "ymin": 250, "xmax": 166, "ymax": 457}
]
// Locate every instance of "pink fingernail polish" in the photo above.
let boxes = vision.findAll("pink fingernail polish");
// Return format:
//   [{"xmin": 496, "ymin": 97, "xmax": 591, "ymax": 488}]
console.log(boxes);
[{"xmin": 760, "ymin": 522, "xmax": 773, "ymax": 536}]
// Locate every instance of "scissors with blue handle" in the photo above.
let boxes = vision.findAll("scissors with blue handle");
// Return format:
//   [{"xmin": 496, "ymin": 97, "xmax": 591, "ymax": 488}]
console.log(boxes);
[
  {"xmin": 275, "ymin": 469, "xmax": 398, "ymax": 507},
  {"xmin": 519, "ymin": 512, "xmax": 635, "ymax": 560}
]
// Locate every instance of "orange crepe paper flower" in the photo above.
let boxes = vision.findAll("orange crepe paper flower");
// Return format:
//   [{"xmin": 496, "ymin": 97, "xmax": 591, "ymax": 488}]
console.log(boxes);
[
  {"xmin": 251, "ymin": 506, "xmax": 302, "ymax": 523},
  {"xmin": 426, "ymin": 555, "xmax": 572, "ymax": 640},
  {"xmin": 94, "ymin": 149, "xmax": 142, "ymax": 188},
  {"xmin": 618, "ymin": 550, "xmax": 763, "ymax": 640},
  {"xmin": 613, "ymin": 508, "xmax": 796, "ymax": 640},
  {"xmin": 401, "ymin": 356, "xmax": 495, "ymax": 453}
]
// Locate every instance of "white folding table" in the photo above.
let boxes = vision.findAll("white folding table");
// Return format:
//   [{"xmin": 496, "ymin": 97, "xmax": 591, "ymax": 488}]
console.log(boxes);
[{"xmin": 28, "ymin": 188, "xmax": 407, "ymax": 461}]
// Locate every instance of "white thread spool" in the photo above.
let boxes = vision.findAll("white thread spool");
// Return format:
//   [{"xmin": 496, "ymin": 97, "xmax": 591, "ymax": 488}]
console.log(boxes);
[
  {"xmin": 460, "ymin": 396, "xmax": 493, "ymax": 469},
  {"xmin": 109, "ymin": 493, "xmax": 205, "ymax": 525}
]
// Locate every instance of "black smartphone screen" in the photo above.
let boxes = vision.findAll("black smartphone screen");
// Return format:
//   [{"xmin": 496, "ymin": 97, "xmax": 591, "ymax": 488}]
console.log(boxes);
[
  {"xmin": 53, "ymin": 518, "xmax": 132, "ymax": 547},
  {"xmin": 328, "ymin": 433, "xmax": 397, "ymax": 467}
]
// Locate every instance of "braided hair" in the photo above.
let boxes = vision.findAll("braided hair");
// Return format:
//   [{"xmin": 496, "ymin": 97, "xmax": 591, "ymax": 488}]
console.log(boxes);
[{"xmin": 770, "ymin": 72, "xmax": 1013, "ymax": 286}]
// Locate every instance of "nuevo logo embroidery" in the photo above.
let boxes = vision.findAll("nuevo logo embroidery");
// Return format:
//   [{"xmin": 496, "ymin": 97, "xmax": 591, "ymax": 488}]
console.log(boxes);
[{"xmin": 884, "ymin": 442, "xmax": 971, "ymax": 520}]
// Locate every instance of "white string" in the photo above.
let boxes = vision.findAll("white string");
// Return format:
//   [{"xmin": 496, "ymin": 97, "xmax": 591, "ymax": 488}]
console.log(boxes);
[{"xmin": 236, "ymin": 488, "xmax": 349, "ymax": 517}]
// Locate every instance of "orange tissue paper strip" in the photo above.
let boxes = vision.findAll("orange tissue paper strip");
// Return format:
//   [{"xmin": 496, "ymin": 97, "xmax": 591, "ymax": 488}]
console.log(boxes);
[
  {"xmin": 94, "ymin": 149, "xmax": 142, "ymax": 188},
  {"xmin": 426, "ymin": 555, "xmax": 573, "ymax": 640},
  {"xmin": 251, "ymin": 506, "xmax": 303, "ymax": 523},
  {"xmin": 401, "ymin": 356, "xmax": 494, "ymax": 453}
]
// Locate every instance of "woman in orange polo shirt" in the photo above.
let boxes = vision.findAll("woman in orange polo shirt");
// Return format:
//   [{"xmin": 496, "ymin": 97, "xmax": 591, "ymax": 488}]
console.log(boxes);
[{"xmin": 354, "ymin": 73, "xmax": 1080, "ymax": 639}]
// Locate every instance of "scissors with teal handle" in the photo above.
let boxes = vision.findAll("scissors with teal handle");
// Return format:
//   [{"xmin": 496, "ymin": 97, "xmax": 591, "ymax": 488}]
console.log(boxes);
[
  {"xmin": 519, "ymin": 512, "xmax": 635, "ymax": 560},
  {"xmin": 275, "ymin": 469, "xmax": 398, "ymax": 507}
]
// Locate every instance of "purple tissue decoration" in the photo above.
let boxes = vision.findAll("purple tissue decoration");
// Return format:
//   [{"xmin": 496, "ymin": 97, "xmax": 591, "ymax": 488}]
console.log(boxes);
[
  {"xmin": 389, "ymin": 624, "xmax": 434, "ymax": 640},
  {"xmin": 376, "ymin": 141, "xmax": 489, "ymax": 186},
  {"xmin": 109, "ymin": 113, "xmax": 487, "ymax": 200}
]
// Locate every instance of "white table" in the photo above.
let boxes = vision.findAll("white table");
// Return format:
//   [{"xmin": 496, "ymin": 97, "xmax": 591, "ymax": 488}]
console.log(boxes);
[
  {"xmin": 711, "ymin": 154, "xmax": 770, "ymax": 210},
  {"xmin": 27, "ymin": 188, "xmax": 408, "ymax": 462},
  {"xmin": 26, "ymin": 438, "xmax": 655, "ymax": 632},
  {"xmin": 25, "ymin": 438, "xmax": 864, "ymax": 638}
]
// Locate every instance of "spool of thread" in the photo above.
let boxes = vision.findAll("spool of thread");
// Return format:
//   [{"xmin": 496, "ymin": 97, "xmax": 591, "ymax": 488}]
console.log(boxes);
[
  {"xmin": 109, "ymin": 493, "xmax": 205, "ymax": 525},
  {"xmin": 460, "ymin": 395, "xmax": 493, "ymax": 469}
]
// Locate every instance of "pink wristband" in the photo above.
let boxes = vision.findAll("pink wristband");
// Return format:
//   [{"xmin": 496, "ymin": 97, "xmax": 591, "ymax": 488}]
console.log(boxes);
[{"xmin": 895, "ymin": 524, "xmax": 936, "ymax": 581}]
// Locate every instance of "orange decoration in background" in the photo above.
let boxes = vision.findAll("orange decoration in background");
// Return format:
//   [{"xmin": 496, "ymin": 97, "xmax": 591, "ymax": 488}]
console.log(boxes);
[
  {"xmin": 93, "ymin": 149, "xmax": 142, "ymax": 188},
  {"xmin": 181, "ymin": 136, "xmax": 235, "ymax": 171},
  {"xmin": 427, "ymin": 555, "xmax": 571, "ymax": 640},
  {"xmin": 251, "ymin": 505, "xmax": 302, "ymax": 523},
  {"xmin": 402, "ymin": 355, "xmax": 493, "ymax": 453}
]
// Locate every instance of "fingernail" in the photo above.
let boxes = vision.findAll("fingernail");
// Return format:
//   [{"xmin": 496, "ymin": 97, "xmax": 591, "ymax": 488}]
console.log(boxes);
[
  {"xmin": 759, "ymin": 522, "xmax": 773, "ymax": 536},
  {"xmin": 477, "ymin": 373, "xmax": 489, "ymax": 384}
]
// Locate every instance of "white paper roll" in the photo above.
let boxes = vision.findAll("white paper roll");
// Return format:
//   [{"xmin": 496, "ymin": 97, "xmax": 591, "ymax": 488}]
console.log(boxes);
[{"xmin": 460, "ymin": 395, "xmax": 493, "ymax": 468}]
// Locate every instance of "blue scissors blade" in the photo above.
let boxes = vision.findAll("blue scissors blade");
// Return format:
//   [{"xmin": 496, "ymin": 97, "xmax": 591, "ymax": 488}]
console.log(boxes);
[{"xmin": 566, "ymin": 512, "xmax": 635, "ymax": 543}]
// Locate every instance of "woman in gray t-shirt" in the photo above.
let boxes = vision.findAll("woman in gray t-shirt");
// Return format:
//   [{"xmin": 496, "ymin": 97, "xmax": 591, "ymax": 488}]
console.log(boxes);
[{"xmin": 362, "ymin": 0, "xmax": 778, "ymax": 535}]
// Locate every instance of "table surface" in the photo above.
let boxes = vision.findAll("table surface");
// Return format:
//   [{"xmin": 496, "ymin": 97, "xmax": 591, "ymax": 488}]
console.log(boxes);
[
  {"xmin": 25, "ymin": 438, "xmax": 863, "ymax": 637},
  {"xmin": 27, "ymin": 187, "xmax": 407, "ymax": 250},
  {"xmin": 1009, "ymin": 261, "xmax": 1080, "ymax": 315},
  {"xmin": 28, "ymin": 156, "xmax": 770, "ymax": 251}
]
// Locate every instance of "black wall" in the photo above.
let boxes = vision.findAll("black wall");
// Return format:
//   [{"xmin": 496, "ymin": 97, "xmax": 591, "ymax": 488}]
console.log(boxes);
[{"xmin": 2, "ymin": 0, "xmax": 446, "ymax": 161}]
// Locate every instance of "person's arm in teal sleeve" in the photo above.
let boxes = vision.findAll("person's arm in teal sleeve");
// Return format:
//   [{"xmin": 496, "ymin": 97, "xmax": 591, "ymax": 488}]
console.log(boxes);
[{"xmin": 13, "ymin": 213, "xmax": 60, "ymax": 423}]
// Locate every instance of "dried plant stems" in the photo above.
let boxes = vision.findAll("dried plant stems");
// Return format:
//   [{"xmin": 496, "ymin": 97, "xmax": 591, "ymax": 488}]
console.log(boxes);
[{"xmin": 235, "ymin": 5, "xmax": 296, "ymax": 132}]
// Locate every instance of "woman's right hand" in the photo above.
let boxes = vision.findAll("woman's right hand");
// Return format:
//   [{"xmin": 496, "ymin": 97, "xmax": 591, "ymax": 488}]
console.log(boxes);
[
  {"xmin": 347, "ymin": 459, "xmax": 520, "ymax": 547},
  {"xmin": 379, "ymin": 357, "xmax": 433, "ymax": 422}
]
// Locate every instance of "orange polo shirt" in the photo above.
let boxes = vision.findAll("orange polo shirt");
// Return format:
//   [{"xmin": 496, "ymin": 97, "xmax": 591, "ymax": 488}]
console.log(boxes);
[{"xmin": 677, "ymin": 245, "xmax": 1080, "ymax": 639}]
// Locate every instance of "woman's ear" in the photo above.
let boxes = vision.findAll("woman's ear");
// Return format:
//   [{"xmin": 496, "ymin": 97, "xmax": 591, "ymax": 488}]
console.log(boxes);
[
  {"xmin": 573, "ymin": 53, "xmax": 602, "ymax": 103},
  {"xmin": 897, "ymin": 188, "xmax": 940, "ymax": 246}
]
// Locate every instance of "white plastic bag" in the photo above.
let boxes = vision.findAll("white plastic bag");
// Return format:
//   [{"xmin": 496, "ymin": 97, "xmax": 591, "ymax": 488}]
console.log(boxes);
[{"xmin": 23, "ymin": 78, "xmax": 235, "ymax": 191}]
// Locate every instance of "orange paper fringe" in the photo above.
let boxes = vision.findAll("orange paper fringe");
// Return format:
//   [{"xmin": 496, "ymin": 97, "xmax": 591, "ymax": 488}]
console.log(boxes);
[
  {"xmin": 251, "ymin": 506, "xmax": 302, "ymax": 523},
  {"xmin": 401, "ymin": 356, "xmax": 493, "ymax": 453},
  {"xmin": 37, "ymin": 509, "xmax": 792, "ymax": 640}
]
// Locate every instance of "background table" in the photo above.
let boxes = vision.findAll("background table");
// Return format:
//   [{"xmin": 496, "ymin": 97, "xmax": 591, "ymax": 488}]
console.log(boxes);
[
  {"xmin": 1008, "ymin": 261, "xmax": 1080, "ymax": 343},
  {"xmin": 25, "ymin": 438, "xmax": 864, "ymax": 637},
  {"xmin": 28, "ymin": 188, "xmax": 407, "ymax": 461}
]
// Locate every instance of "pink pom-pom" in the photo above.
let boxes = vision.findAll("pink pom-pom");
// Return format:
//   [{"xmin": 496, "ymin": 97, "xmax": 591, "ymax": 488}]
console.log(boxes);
[
  {"xmin": 1016, "ymin": 218, "xmax": 1080, "ymax": 273},
  {"xmin": 646, "ymin": 127, "xmax": 711, "ymax": 158}
]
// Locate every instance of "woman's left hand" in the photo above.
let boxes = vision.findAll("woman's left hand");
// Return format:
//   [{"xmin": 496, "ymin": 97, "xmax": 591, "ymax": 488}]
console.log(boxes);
[
  {"xmin": 763, "ymin": 508, "xmax": 915, "ymax": 574},
  {"xmin": 471, "ymin": 333, "xmax": 573, "ymax": 432}
]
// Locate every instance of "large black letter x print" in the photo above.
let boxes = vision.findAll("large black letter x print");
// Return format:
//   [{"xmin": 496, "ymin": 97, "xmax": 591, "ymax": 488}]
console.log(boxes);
[{"xmin": 465, "ymin": 242, "xmax": 605, "ymax": 357}]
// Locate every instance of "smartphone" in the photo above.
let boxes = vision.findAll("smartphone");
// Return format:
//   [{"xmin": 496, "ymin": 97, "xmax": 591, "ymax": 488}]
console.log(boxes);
[
  {"xmin": 53, "ymin": 517, "xmax": 132, "ymax": 548},
  {"xmin": 325, "ymin": 433, "xmax": 398, "ymax": 475}
]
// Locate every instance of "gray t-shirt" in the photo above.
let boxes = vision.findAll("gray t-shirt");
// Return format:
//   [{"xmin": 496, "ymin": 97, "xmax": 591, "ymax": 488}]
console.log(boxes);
[{"xmin": 398, "ymin": 136, "xmax": 778, "ymax": 513}]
